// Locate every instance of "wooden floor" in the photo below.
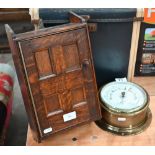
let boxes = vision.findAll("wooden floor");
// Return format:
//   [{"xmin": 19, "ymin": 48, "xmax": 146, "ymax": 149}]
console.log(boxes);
[{"xmin": 26, "ymin": 77, "xmax": 155, "ymax": 146}]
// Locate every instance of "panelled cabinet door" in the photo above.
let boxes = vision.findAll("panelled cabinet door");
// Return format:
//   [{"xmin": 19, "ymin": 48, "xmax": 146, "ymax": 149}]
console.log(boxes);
[{"xmin": 6, "ymin": 23, "xmax": 101, "ymax": 140}]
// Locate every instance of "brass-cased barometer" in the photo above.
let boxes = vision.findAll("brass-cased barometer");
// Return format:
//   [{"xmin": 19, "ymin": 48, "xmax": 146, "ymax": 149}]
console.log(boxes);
[{"xmin": 96, "ymin": 81, "xmax": 152, "ymax": 135}]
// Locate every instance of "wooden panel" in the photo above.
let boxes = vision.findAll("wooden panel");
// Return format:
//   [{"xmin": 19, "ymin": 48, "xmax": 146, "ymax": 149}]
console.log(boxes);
[
  {"xmin": 0, "ymin": 8, "xmax": 33, "ymax": 53},
  {"xmin": 0, "ymin": 8, "xmax": 31, "ymax": 22},
  {"xmin": 59, "ymin": 90, "xmax": 73, "ymax": 112},
  {"xmin": 0, "ymin": 8, "xmax": 28, "ymax": 11},
  {"xmin": 47, "ymin": 103, "xmax": 90, "ymax": 133},
  {"xmin": 63, "ymin": 43, "xmax": 80, "ymax": 72},
  {"xmin": 14, "ymin": 23, "xmax": 86, "ymax": 41},
  {"xmin": 76, "ymin": 29, "xmax": 90, "ymax": 60},
  {"xmin": 44, "ymin": 94, "xmax": 61, "ymax": 117},
  {"xmin": 5, "ymin": 24, "xmax": 41, "ymax": 142},
  {"xmin": 35, "ymin": 49, "xmax": 53, "ymax": 78},
  {"xmin": 19, "ymin": 40, "xmax": 52, "ymax": 134},
  {"xmin": 52, "ymin": 46, "xmax": 66, "ymax": 74},
  {"xmin": 15, "ymin": 26, "xmax": 79, "ymax": 49},
  {"xmin": 71, "ymin": 87, "xmax": 86, "ymax": 106},
  {"xmin": 39, "ymin": 76, "xmax": 65, "ymax": 95},
  {"xmin": 27, "ymin": 95, "xmax": 155, "ymax": 146},
  {"xmin": 128, "ymin": 9, "xmax": 144, "ymax": 81},
  {"xmin": 65, "ymin": 70, "xmax": 84, "ymax": 90},
  {"xmin": 85, "ymin": 82, "xmax": 100, "ymax": 119}
]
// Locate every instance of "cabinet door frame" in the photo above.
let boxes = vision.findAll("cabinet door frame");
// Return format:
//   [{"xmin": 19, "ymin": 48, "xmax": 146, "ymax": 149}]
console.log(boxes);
[{"xmin": 5, "ymin": 22, "xmax": 101, "ymax": 142}]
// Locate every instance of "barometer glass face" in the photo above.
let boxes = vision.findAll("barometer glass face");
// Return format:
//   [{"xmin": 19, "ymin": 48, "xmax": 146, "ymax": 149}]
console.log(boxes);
[{"xmin": 100, "ymin": 82, "xmax": 147, "ymax": 112}]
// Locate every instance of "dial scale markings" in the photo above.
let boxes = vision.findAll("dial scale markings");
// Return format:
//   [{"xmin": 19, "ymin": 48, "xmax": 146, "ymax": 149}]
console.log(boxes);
[{"xmin": 100, "ymin": 82, "xmax": 147, "ymax": 112}]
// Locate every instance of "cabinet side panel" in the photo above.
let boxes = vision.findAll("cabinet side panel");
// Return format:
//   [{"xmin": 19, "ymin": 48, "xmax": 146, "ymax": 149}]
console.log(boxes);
[
  {"xmin": 5, "ymin": 25, "xmax": 41, "ymax": 142},
  {"xmin": 86, "ymin": 26, "xmax": 102, "ymax": 120}
]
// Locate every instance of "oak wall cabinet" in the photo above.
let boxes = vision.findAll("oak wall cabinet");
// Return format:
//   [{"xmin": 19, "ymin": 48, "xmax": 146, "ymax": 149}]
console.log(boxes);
[{"xmin": 5, "ymin": 13, "xmax": 101, "ymax": 142}]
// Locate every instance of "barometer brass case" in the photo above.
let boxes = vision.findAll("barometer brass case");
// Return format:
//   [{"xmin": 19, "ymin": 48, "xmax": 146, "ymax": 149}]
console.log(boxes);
[{"xmin": 96, "ymin": 82, "xmax": 152, "ymax": 136}]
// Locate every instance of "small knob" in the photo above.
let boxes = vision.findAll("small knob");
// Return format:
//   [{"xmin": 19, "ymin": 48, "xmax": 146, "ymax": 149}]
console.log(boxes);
[
  {"xmin": 82, "ymin": 60, "xmax": 89, "ymax": 68},
  {"xmin": 121, "ymin": 92, "xmax": 125, "ymax": 98}
]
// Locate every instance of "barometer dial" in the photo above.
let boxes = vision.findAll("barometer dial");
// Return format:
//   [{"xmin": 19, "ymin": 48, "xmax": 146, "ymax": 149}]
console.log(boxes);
[{"xmin": 100, "ymin": 82, "xmax": 147, "ymax": 113}]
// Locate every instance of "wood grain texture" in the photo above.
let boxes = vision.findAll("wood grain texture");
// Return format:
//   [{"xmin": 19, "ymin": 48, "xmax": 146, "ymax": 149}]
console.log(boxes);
[
  {"xmin": 0, "ymin": 8, "xmax": 31, "ymax": 22},
  {"xmin": 0, "ymin": 8, "xmax": 33, "ymax": 53},
  {"xmin": 0, "ymin": 8, "xmax": 34, "ymax": 53},
  {"xmin": 26, "ymin": 96, "xmax": 155, "ymax": 146},
  {"xmin": 5, "ymin": 24, "xmax": 41, "ymax": 142},
  {"xmin": 21, "ymin": 26, "xmax": 100, "ymax": 138},
  {"xmin": 132, "ymin": 77, "xmax": 155, "ymax": 96},
  {"xmin": 35, "ymin": 49, "xmax": 53, "ymax": 77},
  {"xmin": 69, "ymin": 11, "xmax": 86, "ymax": 23},
  {"xmin": 6, "ymin": 22, "xmax": 101, "ymax": 141},
  {"xmin": 14, "ymin": 23, "xmax": 86, "ymax": 41},
  {"xmin": 128, "ymin": 8, "xmax": 144, "ymax": 81}
]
